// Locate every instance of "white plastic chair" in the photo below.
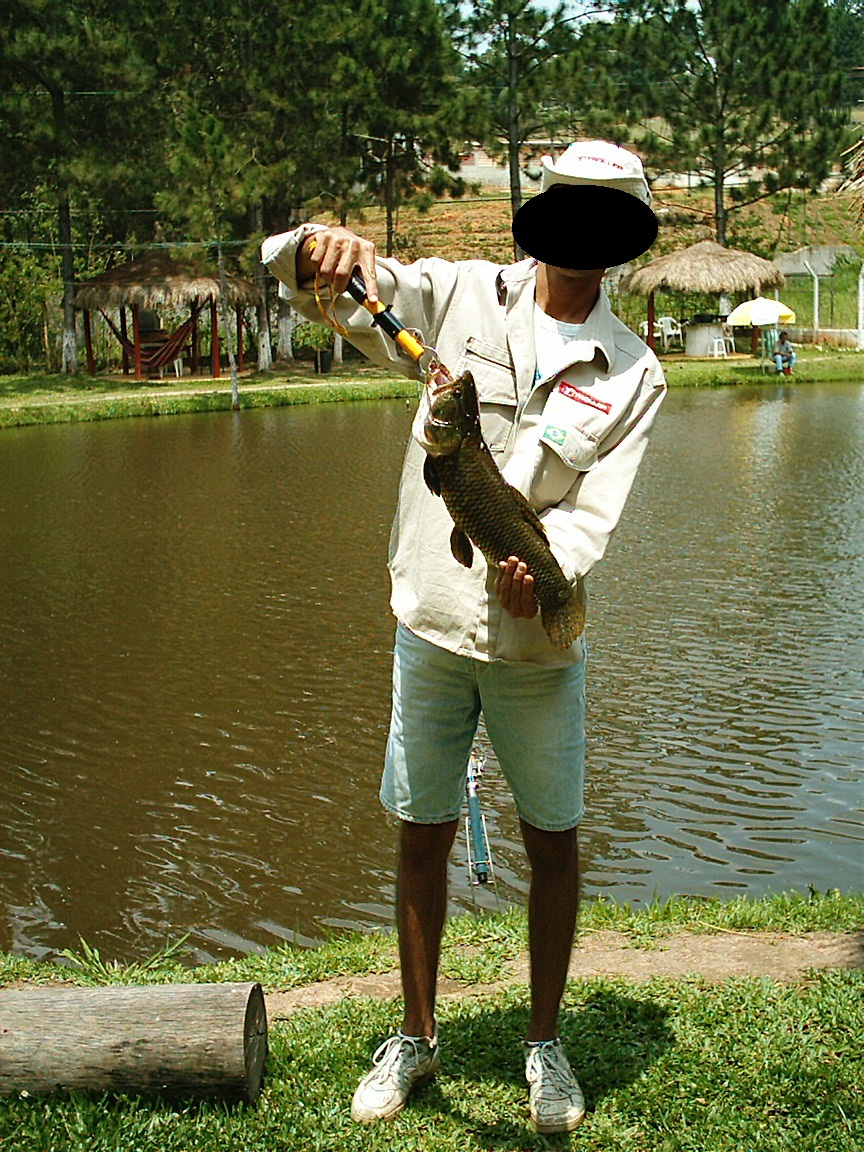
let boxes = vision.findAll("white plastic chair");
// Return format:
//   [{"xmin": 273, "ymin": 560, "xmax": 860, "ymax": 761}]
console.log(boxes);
[{"xmin": 657, "ymin": 316, "xmax": 683, "ymax": 350}]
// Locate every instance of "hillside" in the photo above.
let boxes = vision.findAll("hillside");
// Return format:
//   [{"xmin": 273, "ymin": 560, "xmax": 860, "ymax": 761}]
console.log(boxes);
[
  {"xmin": 309, "ymin": 185, "xmax": 863, "ymax": 266},
  {"xmin": 303, "ymin": 185, "xmax": 862, "ymax": 332}
]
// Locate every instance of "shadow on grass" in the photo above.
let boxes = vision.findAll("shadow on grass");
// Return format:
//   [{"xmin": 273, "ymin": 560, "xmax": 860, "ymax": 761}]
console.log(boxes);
[{"xmin": 395, "ymin": 987, "xmax": 674, "ymax": 1148}]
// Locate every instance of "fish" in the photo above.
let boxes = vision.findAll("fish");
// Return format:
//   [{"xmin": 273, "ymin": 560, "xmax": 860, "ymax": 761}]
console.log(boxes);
[{"xmin": 421, "ymin": 366, "xmax": 585, "ymax": 650}]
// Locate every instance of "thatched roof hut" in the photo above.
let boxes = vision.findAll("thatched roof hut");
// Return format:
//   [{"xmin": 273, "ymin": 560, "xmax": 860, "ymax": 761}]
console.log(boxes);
[
  {"xmin": 74, "ymin": 251, "xmax": 261, "ymax": 312},
  {"xmin": 75, "ymin": 251, "xmax": 262, "ymax": 379},
  {"xmin": 620, "ymin": 240, "xmax": 784, "ymax": 298},
  {"xmin": 620, "ymin": 240, "xmax": 785, "ymax": 353}
]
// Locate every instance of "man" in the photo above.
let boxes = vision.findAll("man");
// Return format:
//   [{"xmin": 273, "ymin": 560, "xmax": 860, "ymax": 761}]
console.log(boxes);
[
  {"xmin": 262, "ymin": 140, "xmax": 666, "ymax": 1134},
  {"xmin": 773, "ymin": 331, "xmax": 796, "ymax": 375}
]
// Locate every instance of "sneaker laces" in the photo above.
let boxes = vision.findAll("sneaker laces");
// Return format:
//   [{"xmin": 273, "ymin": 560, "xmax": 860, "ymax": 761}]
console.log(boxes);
[
  {"xmin": 368, "ymin": 1032, "xmax": 433, "ymax": 1085},
  {"xmin": 526, "ymin": 1040, "xmax": 575, "ymax": 1094}
]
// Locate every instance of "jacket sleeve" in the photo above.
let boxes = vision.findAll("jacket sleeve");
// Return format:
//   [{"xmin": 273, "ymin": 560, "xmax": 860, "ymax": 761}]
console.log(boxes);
[
  {"xmin": 261, "ymin": 227, "xmax": 459, "ymax": 382},
  {"xmin": 540, "ymin": 361, "xmax": 666, "ymax": 583}
]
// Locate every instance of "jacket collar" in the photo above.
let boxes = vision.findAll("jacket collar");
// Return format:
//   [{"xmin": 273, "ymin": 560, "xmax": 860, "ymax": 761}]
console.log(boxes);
[{"xmin": 498, "ymin": 261, "xmax": 616, "ymax": 404}]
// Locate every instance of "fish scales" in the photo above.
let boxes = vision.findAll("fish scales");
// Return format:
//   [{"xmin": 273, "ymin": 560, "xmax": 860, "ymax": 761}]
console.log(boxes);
[{"xmin": 422, "ymin": 369, "xmax": 585, "ymax": 650}]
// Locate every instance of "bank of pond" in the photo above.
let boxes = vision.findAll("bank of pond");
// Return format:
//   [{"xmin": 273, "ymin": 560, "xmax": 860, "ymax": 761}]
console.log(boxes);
[{"xmin": 0, "ymin": 348, "xmax": 861, "ymax": 429}]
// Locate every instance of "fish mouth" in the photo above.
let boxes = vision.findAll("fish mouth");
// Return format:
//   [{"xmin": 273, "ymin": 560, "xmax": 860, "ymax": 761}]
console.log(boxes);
[
  {"xmin": 423, "ymin": 416, "xmax": 462, "ymax": 456},
  {"xmin": 422, "ymin": 356, "xmax": 467, "ymax": 455}
]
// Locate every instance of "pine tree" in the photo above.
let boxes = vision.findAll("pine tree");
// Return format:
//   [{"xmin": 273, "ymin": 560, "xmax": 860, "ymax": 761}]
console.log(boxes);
[
  {"xmin": 332, "ymin": 0, "xmax": 469, "ymax": 256},
  {"xmin": 609, "ymin": 0, "xmax": 849, "ymax": 246},
  {"xmin": 0, "ymin": 0, "xmax": 161, "ymax": 371},
  {"xmin": 460, "ymin": 0, "xmax": 585, "ymax": 237}
]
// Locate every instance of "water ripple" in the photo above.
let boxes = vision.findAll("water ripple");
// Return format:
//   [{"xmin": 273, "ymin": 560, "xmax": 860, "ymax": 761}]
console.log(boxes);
[{"xmin": 0, "ymin": 387, "xmax": 862, "ymax": 959}]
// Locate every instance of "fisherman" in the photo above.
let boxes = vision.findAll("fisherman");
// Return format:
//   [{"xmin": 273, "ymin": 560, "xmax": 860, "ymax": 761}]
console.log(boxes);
[{"xmin": 262, "ymin": 140, "xmax": 666, "ymax": 1135}]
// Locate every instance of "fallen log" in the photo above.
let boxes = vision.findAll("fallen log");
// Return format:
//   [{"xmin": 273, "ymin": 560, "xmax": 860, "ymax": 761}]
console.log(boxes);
[{"xmin": 0, "ymin": 981, "xmax": 267, "ymax": 1102}]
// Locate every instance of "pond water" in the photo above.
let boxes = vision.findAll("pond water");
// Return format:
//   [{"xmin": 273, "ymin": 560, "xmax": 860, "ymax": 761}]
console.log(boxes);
[{"xmin": 1, "ymin": 382, "xmax": 862, "ymax": 962}]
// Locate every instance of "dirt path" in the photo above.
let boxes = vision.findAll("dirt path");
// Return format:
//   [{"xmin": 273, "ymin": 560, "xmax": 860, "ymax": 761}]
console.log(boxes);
[{"xmin": 265, "ymin": 928, "xmax": 864, "ymax": 1019}]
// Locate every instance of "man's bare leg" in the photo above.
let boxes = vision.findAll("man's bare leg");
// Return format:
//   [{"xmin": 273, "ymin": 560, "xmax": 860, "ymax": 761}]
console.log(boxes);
[
  {"xmin": 397, "ymin": 818, "xmax": 459, "ymax": 1037},
  {"xmin": 520, "ymin": 820, "xmax": 580, "ymax": 1041}
]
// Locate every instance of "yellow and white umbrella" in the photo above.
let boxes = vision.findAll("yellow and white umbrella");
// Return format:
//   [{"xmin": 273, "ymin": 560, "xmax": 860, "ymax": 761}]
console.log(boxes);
[{"xmin": 726, "ymin": 296, "xmax": 796, "ymax": 327}]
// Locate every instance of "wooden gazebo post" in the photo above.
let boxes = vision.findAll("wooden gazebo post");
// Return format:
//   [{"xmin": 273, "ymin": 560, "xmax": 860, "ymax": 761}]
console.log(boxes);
[
  {"xmin": 191, "ymin": 297, "xmax": 200, "ymax": 375},
  {"xmin": 210, "ymin": 297, "xmax": 220, "ymax": 378},
  {"xmin": 131, "ymin": 305, "xmax": 143, "ymax": 380},
  {"xmin": 646, "ymin": 291, "xmax": 656, "ymax": 352},
  {"xmin": 120, "ymin": 309, "xmax": 130, "ymax": 375}
]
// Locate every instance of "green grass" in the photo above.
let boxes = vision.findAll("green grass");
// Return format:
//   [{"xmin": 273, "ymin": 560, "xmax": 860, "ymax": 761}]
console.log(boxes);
[
  {"xmin": 5, "ymin": 891, "xmax": 859, "ymax": 991},
  {"xmin": 1, "ymin": 894, "xmax": 862, "ymax": 1151},
  {"xmin": 2, "ymin": 977, "xmax": 862, "ymax": 1150},
  {"xmin": 0, "ymin": 360, "xmax": 416, "ymax": 429},
  {"xmin": 1, "ymin": 345, "xmax": 861, "ymax": 429}
]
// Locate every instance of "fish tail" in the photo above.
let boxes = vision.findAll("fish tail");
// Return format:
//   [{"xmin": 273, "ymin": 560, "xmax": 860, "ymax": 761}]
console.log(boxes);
[{"xmin": 541, "ymin": 596, "xmax": 586, "ymax": 651}]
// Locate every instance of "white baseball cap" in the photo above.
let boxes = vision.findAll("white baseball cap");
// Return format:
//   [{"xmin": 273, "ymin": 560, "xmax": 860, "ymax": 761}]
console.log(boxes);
[
  {"xmin": 512, "ymin": 139, "xmax": 657, "ymax": 269},
  {"xmin": 541, "ymin": 140, "xmax": 652, "ymax": 205}
]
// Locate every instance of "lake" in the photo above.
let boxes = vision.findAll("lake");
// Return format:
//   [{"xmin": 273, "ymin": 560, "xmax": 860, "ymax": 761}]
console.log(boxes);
[{"xmin": 1, "ymin": 381, "xmax": 861, "ymax": 962}]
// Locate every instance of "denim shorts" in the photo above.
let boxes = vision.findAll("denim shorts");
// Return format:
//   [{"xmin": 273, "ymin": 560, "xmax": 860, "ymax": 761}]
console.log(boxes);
[{"xmin": 381, "ymin": 623, "xmax": 586, "ymax": 832}]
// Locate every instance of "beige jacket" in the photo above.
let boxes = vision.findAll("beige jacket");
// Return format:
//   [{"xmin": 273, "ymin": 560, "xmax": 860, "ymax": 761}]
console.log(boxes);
[{"xmin": 262, "ymin": 226, "xmax": 666, "ymax": 666}]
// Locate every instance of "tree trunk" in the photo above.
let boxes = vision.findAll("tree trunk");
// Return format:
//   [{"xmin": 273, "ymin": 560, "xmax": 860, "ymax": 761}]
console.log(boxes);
[
  {"xmin": 50, "ymin": 84, "xmax": 77, "ymax": 374},
  {"xmin": 253, "ymin": 203, "xmax": 272, "ymax": 373},
  {"xmin": 216, "ymin": 240, "xmax": 240, "ymax": 409},
  {"xmin": 277, "ymin": 298, "xmax": 294, "ymax": 359},
  {"xmin": 385, "ymin": 136, "xmax": 395, "ymax": 257},
  {"xmin": 507, "ymin": 18, "xmax": 523, "ymax": 259},
  {"xmin": 0, "ymin": 982, "xmax": 267, "ymax": 1103},
  {"xmin": 713, "ymin": 140, "xmax": 727, "ymax": 246}
]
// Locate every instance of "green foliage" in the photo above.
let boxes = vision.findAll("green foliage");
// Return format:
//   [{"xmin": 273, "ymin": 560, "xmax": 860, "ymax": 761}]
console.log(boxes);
[
  {"xmin": 603, "ymin": 0, "xmax": 851, "ymax": 243},
  {"xmin": 460, "ymin": 0, "xmax": 585, "ymax": 226},
  {"xmin": 291, "ymin": 321, "xmax": 336, "ymax": 352},
  {"xmin": 1, "ymin": 0, "xmax": 863, "ymax": 369},
  {"xmin": 0, "ymin": 243, "xmax": 58, "ymax": 371},
  {"xmin": 331, "ymin": 0, "xmax": 470, "ymax": 253}
]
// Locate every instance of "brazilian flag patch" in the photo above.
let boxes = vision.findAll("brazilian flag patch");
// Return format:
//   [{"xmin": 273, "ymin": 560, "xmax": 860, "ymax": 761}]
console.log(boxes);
[{"xmin": 543, "ymin": 425, "xmax": 567, "ymax": 445}]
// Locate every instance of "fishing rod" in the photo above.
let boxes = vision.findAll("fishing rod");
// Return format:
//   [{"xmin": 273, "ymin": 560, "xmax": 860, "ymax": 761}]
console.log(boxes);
[{"xmin": 465, "ymin": 748, "xmax": 494, "ymax": 887}]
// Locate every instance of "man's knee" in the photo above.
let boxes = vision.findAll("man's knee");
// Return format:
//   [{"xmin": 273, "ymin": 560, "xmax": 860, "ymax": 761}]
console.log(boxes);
[
  {"xmin": 520, "ymin": 820, "xmax": 579, "ymax": 874},
  {"xmin": 399, "ymin": 819, "xmax": 459, "ymax": 870}
]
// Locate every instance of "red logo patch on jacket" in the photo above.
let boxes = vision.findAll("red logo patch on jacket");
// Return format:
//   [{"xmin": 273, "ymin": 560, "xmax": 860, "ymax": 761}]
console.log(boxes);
[{"xmin": 556, "ymin": 381, "xmax": 612, "ymax": 415}]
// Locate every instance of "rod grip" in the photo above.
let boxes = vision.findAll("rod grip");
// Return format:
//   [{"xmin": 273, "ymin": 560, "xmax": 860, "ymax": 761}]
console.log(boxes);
[{"xmin": 347, "ymin": 272, "xmax": 425, "ymax": 363}]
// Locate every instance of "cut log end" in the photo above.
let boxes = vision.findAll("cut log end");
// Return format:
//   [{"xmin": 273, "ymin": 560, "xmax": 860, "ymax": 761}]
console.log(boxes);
[{"xmin": 0, "ymin": 981, "xmax": 269, "ymax": 1104}]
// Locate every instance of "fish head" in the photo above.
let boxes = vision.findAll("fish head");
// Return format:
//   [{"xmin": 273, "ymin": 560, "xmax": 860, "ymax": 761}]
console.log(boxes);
[{"xmin": 422, "ymin": 369, "xmax": 479, "ymax": 457}]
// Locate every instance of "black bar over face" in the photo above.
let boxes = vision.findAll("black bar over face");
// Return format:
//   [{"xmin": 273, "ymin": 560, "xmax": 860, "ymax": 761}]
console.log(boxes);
[{"xmin": 512, "ymin": 185, "xmax": 658, "ymax": 270}]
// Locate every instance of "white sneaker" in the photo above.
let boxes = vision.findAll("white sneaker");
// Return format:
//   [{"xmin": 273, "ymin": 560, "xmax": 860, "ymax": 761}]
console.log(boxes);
[
  {"xmin": 524, "ymin": 1038, "xmax": 586, "ymax": 1133},
  {"xmin": 351, "ymin": 1029, "xmax": 440, "ymax": 1122}
]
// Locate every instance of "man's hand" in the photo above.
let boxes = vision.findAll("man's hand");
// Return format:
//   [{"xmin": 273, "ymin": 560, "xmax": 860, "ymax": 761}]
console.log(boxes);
[
  {"xmin": 496, "ymin": 555, "xmax": 538, "ymax": 620},
  {"xmin": 296, "ymin": 226, "xmax": 379, "ymax": 303}
]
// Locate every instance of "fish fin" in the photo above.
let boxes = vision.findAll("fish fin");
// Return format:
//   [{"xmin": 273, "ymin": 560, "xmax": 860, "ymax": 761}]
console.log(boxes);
[
  {"xmin": 450, "ymin": 527, "xmax": 475, "ymax": 568},
  {"xmin": 423, "ymin": 455, "xmax": 441, "ymax": 496},
  {"xmin": 541, "ymin": 594, "xmax": 586, "ymax": 650},
  {"xmin": 459, "ymin": 370, "xmax": 481, "ymax": 432}
]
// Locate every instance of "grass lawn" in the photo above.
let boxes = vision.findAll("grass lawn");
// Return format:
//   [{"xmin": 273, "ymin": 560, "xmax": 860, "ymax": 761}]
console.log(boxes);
[
  {"xmin": 0, "ymin": 359, "xmax": 416, "ymax": 429},
  {"xmin": 0, "ymin": 347, "xmax": 861, "ymax": 430},
  {"xmin": 1, "ymin": 892, "xmax": 862, "ymax": 1150}
]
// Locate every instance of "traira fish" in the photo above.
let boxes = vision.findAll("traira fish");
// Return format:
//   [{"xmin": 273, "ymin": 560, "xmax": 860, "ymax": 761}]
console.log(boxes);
[{"xmin": 421, "ymin": 366, "xmax": 585, "ymax": 650}]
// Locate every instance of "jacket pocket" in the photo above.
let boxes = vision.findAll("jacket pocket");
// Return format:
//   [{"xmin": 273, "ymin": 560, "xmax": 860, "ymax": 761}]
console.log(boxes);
[
  {"xmin": 458, "ymin": 337, "xmax": 517, "ymax": 453},
  {"xmin": 538, "ymin": 387, "xmax": 604, "ymax": 471}
]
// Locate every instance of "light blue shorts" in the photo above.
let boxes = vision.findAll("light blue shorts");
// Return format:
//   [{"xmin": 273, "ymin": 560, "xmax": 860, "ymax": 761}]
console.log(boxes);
[{"xmin": 381, "ymin": 623, "xmax": 586, "ymax": 832}]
